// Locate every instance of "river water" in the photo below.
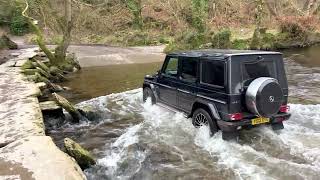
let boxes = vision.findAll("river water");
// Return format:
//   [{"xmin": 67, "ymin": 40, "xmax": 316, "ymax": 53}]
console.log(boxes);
[{"xmin": 49, "ymin": 47, "xmax": 320, "ymax": 180}]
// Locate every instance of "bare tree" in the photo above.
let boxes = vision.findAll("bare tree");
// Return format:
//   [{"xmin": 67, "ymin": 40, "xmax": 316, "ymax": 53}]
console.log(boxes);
[{"xmin": 23, "ymin": 0, "xmax": 76, "ymax": 68}]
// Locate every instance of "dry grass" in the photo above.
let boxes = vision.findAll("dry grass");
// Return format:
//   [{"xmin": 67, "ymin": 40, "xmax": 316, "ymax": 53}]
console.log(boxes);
[{"xmin": 24, "ymin": 0, "xmax": 320, "ymax": 45}]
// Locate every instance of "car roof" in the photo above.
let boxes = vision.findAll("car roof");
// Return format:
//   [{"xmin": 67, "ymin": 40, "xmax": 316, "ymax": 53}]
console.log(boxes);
[{"xmin": 168, "ymin": 49, "xmax": 282, "ymax": 59}]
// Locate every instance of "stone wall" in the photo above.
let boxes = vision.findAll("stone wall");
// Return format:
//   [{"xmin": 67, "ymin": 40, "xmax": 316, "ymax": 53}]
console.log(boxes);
[{"xmin": 0, "ymin": 48, "xmax": 86, "ymax": 180}]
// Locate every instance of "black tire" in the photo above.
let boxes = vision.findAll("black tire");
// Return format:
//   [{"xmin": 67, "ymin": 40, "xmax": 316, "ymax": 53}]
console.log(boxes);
[
  {"xmin": 143, "ymin": 87, "xmax": 156, "ymax": 104},
  {"xmin": 192, "ymin": 108, "xmax": 218, "ymax": 136}
]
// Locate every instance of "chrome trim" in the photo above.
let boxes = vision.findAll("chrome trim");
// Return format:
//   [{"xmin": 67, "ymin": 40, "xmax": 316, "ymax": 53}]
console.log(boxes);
[
  {"xmin": 177, "ymin": 89, "xmax": 191, "ymax": 94},
  {"xmin": 158, "ymin": 83, "xmax": 175, "ymax": 90},
  {"xmin": 196, "ymin": 94, "xmax": 226, "ymax": 104}
]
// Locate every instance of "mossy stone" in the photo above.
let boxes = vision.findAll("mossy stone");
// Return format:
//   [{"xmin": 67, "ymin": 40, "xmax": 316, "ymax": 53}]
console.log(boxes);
[
  {"xmin": 64, "ymin": 138, "xmax": 96, "ymax": 169},
  {"xmin": 0, "ymin": 34, "xmax": 18, "ymax": 50}
]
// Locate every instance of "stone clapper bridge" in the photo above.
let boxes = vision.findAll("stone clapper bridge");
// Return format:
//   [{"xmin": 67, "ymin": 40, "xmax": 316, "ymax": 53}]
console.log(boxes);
[{"xmin": 0, "ymin": 48, "xmax": 87, "ymax": 180}]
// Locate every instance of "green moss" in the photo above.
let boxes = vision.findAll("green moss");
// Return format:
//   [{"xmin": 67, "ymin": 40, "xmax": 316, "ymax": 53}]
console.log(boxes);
[
  {"xmin": 64, "ymin": 138, "xmax": 96, "ymax": 169},
  {"xmin": 21, "ymin": 60, "xmax": 34, "ymax": 70}
]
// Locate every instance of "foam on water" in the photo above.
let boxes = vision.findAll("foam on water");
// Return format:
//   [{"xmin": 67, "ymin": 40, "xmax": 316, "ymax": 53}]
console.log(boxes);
[{"xmin": 81, "ymin": 89, "xmax": 320, "ymax": 180}]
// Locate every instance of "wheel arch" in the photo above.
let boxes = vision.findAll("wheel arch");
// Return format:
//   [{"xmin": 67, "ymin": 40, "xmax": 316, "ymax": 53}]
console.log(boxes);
[
  {"xmin": 143, "ymin": 83, "xmax": 151, "ymax": 89},
  {"xmin": 190, "ymin": 100, "xmax": 221, "ymax": 121}
]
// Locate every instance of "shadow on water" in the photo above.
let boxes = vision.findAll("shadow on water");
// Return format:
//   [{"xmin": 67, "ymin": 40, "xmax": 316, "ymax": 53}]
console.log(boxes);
[{"xmin": 47, "ymin": 46, "xmax": 320, "ymax": 180}]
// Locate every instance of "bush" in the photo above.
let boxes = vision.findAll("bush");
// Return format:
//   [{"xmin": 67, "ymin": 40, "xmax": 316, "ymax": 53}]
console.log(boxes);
[
  {"xmin": 212, "ymin": 29, "xmax": 231, "ymax": 49},
  {"xmin": 191, "ymin": 0, "xmax": 208, "ymax": 33},
  {"xmin": 10, "ymin": 15, "xmax": 29, "ymax": 35},
  {"xmin": 279, "ymin": 16, "xmax": 317, "ymax": 39},
  {"xmin": 164, "ymin": 29, "xmax": 214, "ymax": 53},
  {"xmin": 232, "ymin": 39, "xmax": 249, "ymax": 50},
  {"xmin": 261, "ymin": 33, "xmax": 276, "ymax": 50}
]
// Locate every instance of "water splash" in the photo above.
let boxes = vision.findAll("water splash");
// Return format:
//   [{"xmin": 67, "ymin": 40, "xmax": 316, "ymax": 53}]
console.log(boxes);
[{"xmin": 74, "ymin": 89, "xmax": 320, "ymax": 180}]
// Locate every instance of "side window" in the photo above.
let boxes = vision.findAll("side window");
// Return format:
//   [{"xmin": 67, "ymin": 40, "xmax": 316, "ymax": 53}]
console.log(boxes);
[
  {"xmin": 163, "ymin": 57, "xmax": 178, "ymax": 77},
  {"xmin": 180, "ymin": 58, "xmax": 198, "ymax": 83},
  {"xmin": 201, "ymin": 61, "xmax": 225, "ymax": 87}
]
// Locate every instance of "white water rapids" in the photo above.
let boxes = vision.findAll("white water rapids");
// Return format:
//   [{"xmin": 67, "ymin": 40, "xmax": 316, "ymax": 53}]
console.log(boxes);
[{"xmin": 67, "ymin": 89, "xmax": 320, "ymax": 180}]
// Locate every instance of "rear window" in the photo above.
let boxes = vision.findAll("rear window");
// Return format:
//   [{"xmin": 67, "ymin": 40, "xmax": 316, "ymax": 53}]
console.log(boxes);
[
  {"xmin": 201, "ymin": 61, "xmax": 225, "ymax": 87},
  {"xmin": 242, "ymin": 60, "xmax": 276, "ymax": 86}
]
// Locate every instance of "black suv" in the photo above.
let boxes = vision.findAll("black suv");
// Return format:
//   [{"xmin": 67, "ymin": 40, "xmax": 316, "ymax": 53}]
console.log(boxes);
[{"xmin": 143, "ymin": 50, "xmax": 291, "ymax": 140}]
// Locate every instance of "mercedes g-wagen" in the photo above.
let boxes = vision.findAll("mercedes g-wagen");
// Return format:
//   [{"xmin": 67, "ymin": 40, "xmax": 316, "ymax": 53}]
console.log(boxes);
[{"xmin": 143, "ymin": 50, "xmax": 291, "ymax": 140}]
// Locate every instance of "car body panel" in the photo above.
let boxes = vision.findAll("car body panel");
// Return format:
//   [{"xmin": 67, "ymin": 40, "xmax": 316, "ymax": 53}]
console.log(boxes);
[{"xmin": 143, "ymin": 49, "xmax": 290, "ymax": 132}]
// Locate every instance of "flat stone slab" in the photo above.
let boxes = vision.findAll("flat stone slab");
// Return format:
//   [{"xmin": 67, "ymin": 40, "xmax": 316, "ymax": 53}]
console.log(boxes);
[
  {"xmin": 0, "ymin": 47, "xmax": 86, "ymax": 180},
  {"xmin": 0, "ymin": 64, "xmax": 44, "ymax": 146},
  {"xmin": 0, "ymin": 136, "xmax": 85, "ymax": 180},
  {"xmin": 40, "ymin": 101, "xmax": 62, "ymax": 111},
  {"xmin": 14, "ymin": 59, "xmax": 28, "ymax": 67}
]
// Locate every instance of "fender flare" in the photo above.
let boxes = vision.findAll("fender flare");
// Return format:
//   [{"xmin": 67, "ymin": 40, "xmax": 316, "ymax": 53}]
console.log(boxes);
[{"xmin": 192, "ymin": 98, "xmax": 221, "ymax": 120}]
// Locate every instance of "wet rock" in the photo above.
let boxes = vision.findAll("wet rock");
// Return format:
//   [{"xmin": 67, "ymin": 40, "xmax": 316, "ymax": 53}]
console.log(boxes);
[
  {"xmin": 20, "ymin": 60, "xmax": 34, "ymax": 69},
  {"xmin": 0, "ymin": 34, "xmax": 18, "ymax": 50},
  {"xmin": 64, "ymin": 138, "xmax": 96, "ymax": 169},
  {"xmin": 53, "ymin": 93, "xmax": 83, "ymax": 123},
  {"xmin": 22, "ymin": 68, "xmax": 39, "ymax": 76},
  {"xmin": 40, "ymin": 101, "xmax": 65, "ymax": 128},
  {"xmin": 78, "ymin": 105, "xmax": 101, "ymax": 121},
  {"xmin": 40, "ymin": 101, "xmax": 62, "ymax": 112}
]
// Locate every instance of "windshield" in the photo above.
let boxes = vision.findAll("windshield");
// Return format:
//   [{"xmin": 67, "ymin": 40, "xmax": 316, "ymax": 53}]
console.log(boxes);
[{"xmin": 242, "ymin": 60, "xmax": 276, "ymax": 86}]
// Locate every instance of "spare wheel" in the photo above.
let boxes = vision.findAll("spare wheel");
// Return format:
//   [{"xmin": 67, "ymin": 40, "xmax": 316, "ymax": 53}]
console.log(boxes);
[{"xmin": 245, "ymin": 77, "xmax": 283, "ymax": 117}]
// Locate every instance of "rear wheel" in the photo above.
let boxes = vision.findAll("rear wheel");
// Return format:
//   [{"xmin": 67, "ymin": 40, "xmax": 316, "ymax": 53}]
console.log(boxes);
[
  {"xmin": 192, "ymin": 108, "xmax": 218, "ymax": 136},
  {"xmin": 143, "ymin": 87, "xmax": 156, "ymax": 104}
]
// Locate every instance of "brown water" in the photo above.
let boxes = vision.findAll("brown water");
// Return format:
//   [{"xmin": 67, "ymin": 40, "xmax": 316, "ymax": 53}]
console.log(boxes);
[
  {"xmin": 59, "ymin": 62, "xmax": 162, "ymax": 104},
  {"xmin": 49, "ymin": 47, "xmax": 320, "ymax": 180}
]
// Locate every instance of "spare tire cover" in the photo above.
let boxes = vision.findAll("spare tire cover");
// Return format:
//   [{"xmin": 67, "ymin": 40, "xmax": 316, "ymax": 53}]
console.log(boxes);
[{"xmin": 246, "ymin": 77, "xmax": 283, "ymax": 117}]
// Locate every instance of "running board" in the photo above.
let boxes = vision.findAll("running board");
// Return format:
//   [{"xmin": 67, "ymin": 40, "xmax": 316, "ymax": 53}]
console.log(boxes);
[{"xmin": 156, "ymin": 102, "xmax": 189, "ymax": 118}]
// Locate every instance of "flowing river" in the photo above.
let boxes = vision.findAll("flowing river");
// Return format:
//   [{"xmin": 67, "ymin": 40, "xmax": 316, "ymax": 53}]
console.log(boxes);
[{"xmin": 48, "ymin": 47, "xmax": 320, "ymax": 180}]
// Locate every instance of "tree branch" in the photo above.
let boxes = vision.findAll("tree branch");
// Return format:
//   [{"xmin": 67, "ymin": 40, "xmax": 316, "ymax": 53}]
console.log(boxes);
[{"xmin": 22, "ymin": 0, "xmax": 56, "ymax": 62}]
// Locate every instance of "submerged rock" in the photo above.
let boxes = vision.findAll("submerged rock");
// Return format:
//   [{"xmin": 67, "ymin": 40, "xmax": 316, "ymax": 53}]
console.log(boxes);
[
  {"xmin": 64, "ymin": 138, "xmax": 96, "ymax": 169},
  {"xmin": 77, "ymin": 105, "xmax": 102, "ymax": 121}
]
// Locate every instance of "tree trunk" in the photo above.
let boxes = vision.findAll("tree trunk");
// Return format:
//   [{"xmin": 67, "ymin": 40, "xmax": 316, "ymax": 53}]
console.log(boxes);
[{"xmin": 54, "ymin": 0, "xmax": 72, "ymax": 66}]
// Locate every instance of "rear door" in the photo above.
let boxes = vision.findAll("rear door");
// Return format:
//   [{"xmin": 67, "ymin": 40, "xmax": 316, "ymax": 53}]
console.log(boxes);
[
  {"xmin": 157, "ymin": 56, "xmax": 179, "ymax": 107},
  {"xmin": 177, "ymin": 57, "xmax": 199, "ymax": 112}
]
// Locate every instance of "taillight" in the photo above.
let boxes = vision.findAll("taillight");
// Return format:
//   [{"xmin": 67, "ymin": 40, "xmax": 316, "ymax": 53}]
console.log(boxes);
[
  {"xmin": 229, "ymin": 113, "xmax": 243, "ymax": 121},
  {"xmin": 279, "ymin": 105, "xmax": 290, "ymax": 113}
]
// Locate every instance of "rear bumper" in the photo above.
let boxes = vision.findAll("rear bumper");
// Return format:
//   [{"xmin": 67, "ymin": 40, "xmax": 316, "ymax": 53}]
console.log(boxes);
[{"xmin": 217, "ymin": 113, "xmax": 291, "ymax": 132}]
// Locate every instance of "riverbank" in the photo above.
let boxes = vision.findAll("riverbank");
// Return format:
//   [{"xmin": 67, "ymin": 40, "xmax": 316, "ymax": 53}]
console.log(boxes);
[
  {"xmin": 0, "ymin": 48, "xmax": 86, "ymax": 180},
  {"xmin": 10, "ymin": 43, "xmax": 166, "ymax": 67}
]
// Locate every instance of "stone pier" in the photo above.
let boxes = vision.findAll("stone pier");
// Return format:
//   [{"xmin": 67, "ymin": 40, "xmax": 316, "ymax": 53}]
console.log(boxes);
[{"xmin": 0, "ymin": 48, "xmax": 86, "ymax": 180}]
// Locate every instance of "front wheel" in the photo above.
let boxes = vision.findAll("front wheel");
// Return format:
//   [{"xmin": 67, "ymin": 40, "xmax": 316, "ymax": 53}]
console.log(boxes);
[
  {"xmin": 143, "ymin": 87, "xmax": 156, "ymax": 104},
  {"xmin": 192, "ymin": 108, "xmax": 218, "ymax": 136}
]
